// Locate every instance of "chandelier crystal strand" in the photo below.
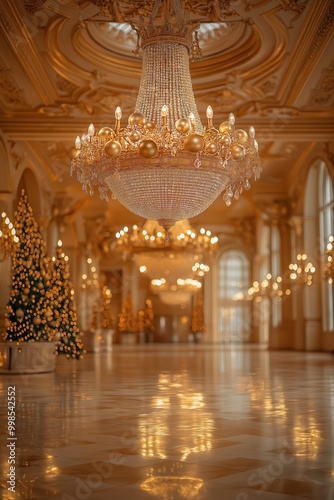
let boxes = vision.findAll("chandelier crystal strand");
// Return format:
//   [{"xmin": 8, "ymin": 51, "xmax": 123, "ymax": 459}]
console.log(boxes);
[
  {"xmin": 70, "ymin": 1, "xmax": 262, "ymax": 232},
  {"xmin": 136, "ymin": 42, "xmax": 203, "ymax": 132}
]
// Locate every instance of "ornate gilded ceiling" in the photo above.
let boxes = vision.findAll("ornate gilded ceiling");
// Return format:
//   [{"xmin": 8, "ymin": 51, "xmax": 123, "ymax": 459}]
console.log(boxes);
[{"xmin": 0, "ymin": 0, "xmax": 333, "ymax": 229}]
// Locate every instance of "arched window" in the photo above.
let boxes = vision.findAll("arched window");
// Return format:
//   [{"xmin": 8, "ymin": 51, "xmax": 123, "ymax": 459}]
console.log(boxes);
[
  {"xmin": 218, "ymin": 250, "xmax": 250, "ymax": 342},
  {"xmin": 319, "ymin": 162, "xmax": 334, "ymax": 331}
]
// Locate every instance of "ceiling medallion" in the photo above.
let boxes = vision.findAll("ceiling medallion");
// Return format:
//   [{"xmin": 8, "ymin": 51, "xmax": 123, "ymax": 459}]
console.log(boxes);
[{"xmin": 71, "ymin": 0, "xmax": 261, "ymax": 231}]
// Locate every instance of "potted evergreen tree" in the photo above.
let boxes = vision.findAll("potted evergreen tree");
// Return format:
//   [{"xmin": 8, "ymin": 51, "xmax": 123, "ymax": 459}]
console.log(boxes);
[
  {"xmin": 118, "ymin": 291, "xmax": 138, "ymax": 345},
  {"xmin": 1, "ymin": 192, "xmax": 57, "ymax": 373},
  {"xmin": 87, "ymin": 285, "xmax": 115, "ymax": 352},
  {"xmin": 191, "ymin": 289, "xmax": 206, "ymax": 343},
  {"xmin": 52, "ymin": 241, "xmax": 85, "ymax": 360}
]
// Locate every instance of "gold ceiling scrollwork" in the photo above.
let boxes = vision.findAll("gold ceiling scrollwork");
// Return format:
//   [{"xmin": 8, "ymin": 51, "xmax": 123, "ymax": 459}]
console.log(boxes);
[
  {"xmin": 0, "ymin": 69, "xmax": 27, "ymax": 109},
  {"xmin": 308, "ymin": 61, "xmax": 334, "ymax": 108},
  {"xmin": 90, "ymin": 0, "xmax": 240, "ymax": 22},
  {"xmin": 23, "ymin": 1, "xmax": 48, "ymax": 16}
]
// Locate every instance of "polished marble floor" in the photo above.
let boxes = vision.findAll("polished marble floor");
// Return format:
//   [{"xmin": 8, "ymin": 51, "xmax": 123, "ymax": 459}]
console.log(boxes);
[{"xmin": 1, "ymin": 344, "xmax": 334, "ymax": 499}]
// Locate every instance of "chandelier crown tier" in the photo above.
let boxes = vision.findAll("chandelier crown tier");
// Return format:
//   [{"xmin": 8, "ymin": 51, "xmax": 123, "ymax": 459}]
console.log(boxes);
[{"xmin": 71, "ymin": 0, "xmax": 262, "ymax": 232}]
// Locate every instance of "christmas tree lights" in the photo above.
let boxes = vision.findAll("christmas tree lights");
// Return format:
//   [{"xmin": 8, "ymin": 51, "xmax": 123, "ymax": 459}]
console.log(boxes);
[
  {"xmin": 5, "ymin": 191, "xmax": 56, "ymax": 344},
  {"xmin": 52, "ymin": 241, "xmax": 84, "ymax": 359},
  {"xmin": 90, "ymin": 285, "xmax": 115, "ymax": 330},
  {"xmin": 118, "ymin": 292, "xmax": 138, "ymax": 333},
  {"xmin": 191, "ymin": 289, "xmax": 206, "ymax": 335}
]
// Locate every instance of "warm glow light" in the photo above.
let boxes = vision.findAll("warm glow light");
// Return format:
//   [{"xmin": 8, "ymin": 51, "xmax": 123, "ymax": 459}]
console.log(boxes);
[{"xmin": 70, "ymin": 2, "xmax": 261, "ymax": 231}]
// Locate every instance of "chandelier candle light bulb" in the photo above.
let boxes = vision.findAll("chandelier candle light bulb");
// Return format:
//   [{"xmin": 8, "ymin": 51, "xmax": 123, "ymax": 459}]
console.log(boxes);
[{"xmin": 71, "ymin": 0, "xmax": 261, "ymax": 231}]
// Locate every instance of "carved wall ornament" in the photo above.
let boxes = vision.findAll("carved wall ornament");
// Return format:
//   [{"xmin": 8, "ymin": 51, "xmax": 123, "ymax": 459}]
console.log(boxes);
[
  {"xmin": 90, "ymin": 0, "xmax": 241, "ymax": 23},
  {"xmin": 0, "ymin": 69, "xmax": 27, "ymax": 108},
  {"xmin": 294, "ymin": 1, "xmax": 334, "ymax": 91},
  {"xmin": 76, "ymin": 88, "xmax": 137, "ymax": 116},
  {"xmin": 37, "ymin": 103, "xmax": 71, "ymax": 117},
  {"xmin": 9, "ymin": 142, "xmax": 31, "ymax": 172},
  {"xmin": 259, "ymin": 79, "xmax": 277, "ymax": 97},
  {"xmin": 288, "ymin": 215, "xmax": 304, "ymax": 237},
  {"xmin": 279, "ymin": 0, "xmax": 309, "ymax": 28},
  {"xmin": 234, "ymin": 216, "xmax": 256, "ymax": 247},
  {"xmin": 55, "ymin": 74, "xmax": 78, "ymax": 96},
  {"xmin": 24, "ymin": 0, "xmax": 48, "ymax": 15},
  {"xmin": 0, "ymin": 8, "xmax": 26, "ymax": 60},
  {"xmin": 52, "ymin": 194, "xmax": 88, "ymax": 227},
  {"xmin": 259, "ymin": 200, "xmax": 290, "ymax": 225},
  {"xmin": 258, "ymin": 106, "xmax": 301, "ymax": 118},
  {"xmin": 309, "ymin": 62, "xmax": 334, "ymax": 108}
]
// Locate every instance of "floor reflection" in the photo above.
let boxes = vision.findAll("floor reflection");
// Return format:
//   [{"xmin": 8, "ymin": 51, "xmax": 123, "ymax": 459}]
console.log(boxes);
[{"xmin": 0, "ymin": 345, "xmax": 333, "ymax": 499}]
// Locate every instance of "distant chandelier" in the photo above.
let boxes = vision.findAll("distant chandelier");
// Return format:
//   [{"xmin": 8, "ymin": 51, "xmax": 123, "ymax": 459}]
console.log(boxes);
[
  {"xmin": 71, "ymin": 0, "xmax": 261, "ymax": 231},
  {"xmin": 324, "ymin": 236, "xmax": 334, "ymax": 284},
  {"xmin": 151, "ymin": 277, "xmax": 202, "ymax": 292},
  {"xmin": 151, "ymin": 278, "xmax": 202, "ymax": 306},
  {"xmin": 245, "ymin": 274, "xmax": 292, "ymax": 302},
  {"xmin": 289, "ymin": 254, "xmax": 315, "ymax": 286},
  {"xmin": 113, "ymin": 219, "xmax": 218, "ymax": 254}
]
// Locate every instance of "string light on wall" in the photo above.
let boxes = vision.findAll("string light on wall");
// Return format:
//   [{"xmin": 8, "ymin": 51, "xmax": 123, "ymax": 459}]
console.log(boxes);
[
  {"xmin": 0, "ymin": 212, "xmax": 19, "ymax": 261},
  {"xmin": 81, "ymin": 257, "xmax": 99, "ymax": 290},
  {"xmin": 71, "ymin": 0, "xmax": 261, "ymax": 232},
  {"xmin": 324, "ymin": 236, "xmax": 334, "ymax": 284}
]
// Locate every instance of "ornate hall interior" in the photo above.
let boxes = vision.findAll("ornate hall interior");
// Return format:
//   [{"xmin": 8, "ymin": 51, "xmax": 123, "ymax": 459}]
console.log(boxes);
[{"xmin": 0, "ymin": 0, "xmax": 334, "ymax": 499}]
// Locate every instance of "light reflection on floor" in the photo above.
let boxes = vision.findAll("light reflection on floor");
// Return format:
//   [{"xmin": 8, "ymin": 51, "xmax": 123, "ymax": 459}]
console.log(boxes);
[{"xmin": 0, "ymin": 344, "xmax": 334, "ymax": 499}]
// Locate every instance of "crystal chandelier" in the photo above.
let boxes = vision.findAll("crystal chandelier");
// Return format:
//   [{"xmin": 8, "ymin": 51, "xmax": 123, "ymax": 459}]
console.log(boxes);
[
  {"xmin": 71, "ymin": 1, "xmax": 261, "ymax": 231},
  {"xmin": 112, "ymin": 219, "xmax": 218, "ymax": 253}
]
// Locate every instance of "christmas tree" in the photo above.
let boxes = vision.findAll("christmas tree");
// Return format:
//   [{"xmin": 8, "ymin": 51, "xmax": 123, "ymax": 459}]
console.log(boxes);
[
  {"xmin": 118, "ymin": 291, "xmax": 137, "ymax": 333},
  {"xmin": 90, "ymin": 285, "xmax": 115, "ymax": 330},
  {"xmin": 52, "ymin": 242, "xmax": 84, "ymax": 359},
  {"xmin": 143, "ymin": 299, "xmax": 155, "ymax": 334},
  {"xmin": 137, "ymin": 310, "xmax": 145, "ymax": 332},
  {"xmin": 191, "ymin": 288, "xmax": 206, "ymax": 334},
  {"xmin": 5, "ymin": 191, "xmax": 56, "ymax": 343}
]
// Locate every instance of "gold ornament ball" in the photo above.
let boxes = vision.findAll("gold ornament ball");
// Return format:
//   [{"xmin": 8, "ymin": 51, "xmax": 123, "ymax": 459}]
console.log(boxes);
[
  {"xmin": 23, "ymin": 287, "xmax": 30, "ymax": 295},
  {"xmin": 219, "ymin": 121, "xmax": 232, "ymax": 134},
  {"xmin": 138, "ymin": 139, "xmax": 158, "ymax": 158},
  {"xmin": 128, "ymin": 112, "xmax": 146, "ymax": 126},
  {"xmin": 236, "ymin": 129, "xmax": 249, "ymax": 144},
  {"xmin": 16, "ymin": 308, "xmax": 24, "ymax": 318},
  {"xmin": 37, "ymin": 282, "xmax": 44, "ymax": 289},
  {"xmin": 128, "ymin": 130, "xmax": 142, "ymax": 143},
  {"xmin": 175, "ymin": 118, "xmax": 191, "ymax": 134},
  {"xmin": 205, "ymin": 141, "xmax": 219, "ymax": 155},
  {"xmin": 98, "ymin": 127, "xmax": 114, "ymax": 139},
  {"xmin": 231, "ymin": 144, "xmax": 245, "ymax": 161},
  {"xmin": 144, "ymin": 121, "xmax": 156, "ymax": 131},
  {"xmin": 71, "ymin": 148, "xmax": 80, "ymax": 159},
  {"xmin": 220, "ymin": 134, "xmax": 231, "ymax": 146},
  {"xmin": 183, "ymin": 134, "xmax": 205, "ymax": 153},
  {"xmin": 104, "ymin": 140, "xmax": 122, "ymax": 158},
  {"xmin": 33, "ymin": 317, "xmax": 41, "ymax": 325}
]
